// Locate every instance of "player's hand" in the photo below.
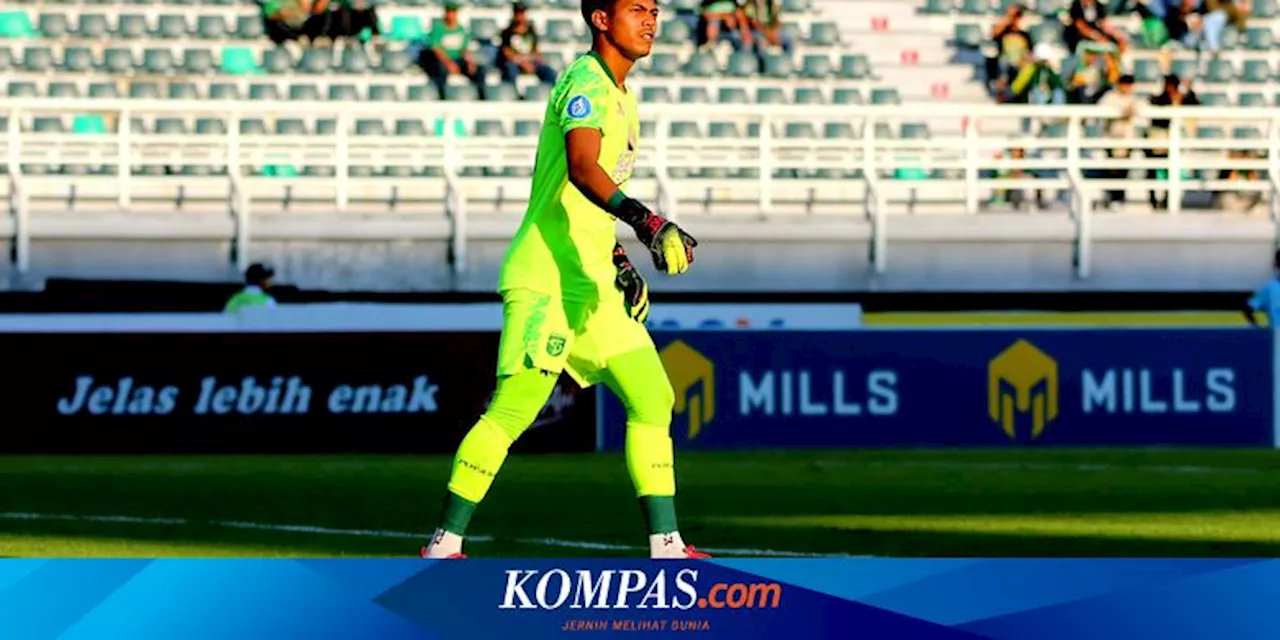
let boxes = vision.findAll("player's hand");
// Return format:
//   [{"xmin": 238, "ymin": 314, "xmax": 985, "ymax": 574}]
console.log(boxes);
[
  {"xmin": 615, "ymin": 198, "xmax": 697, "ymax": 276},
  {"xmin": 613, "ymin": 244, "xmax": 650, "ymax": 323}
]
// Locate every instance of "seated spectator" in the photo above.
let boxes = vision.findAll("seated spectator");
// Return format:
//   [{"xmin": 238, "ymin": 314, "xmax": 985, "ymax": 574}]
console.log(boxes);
[
  {"xmin": 416, "ymin": 1, "xmax": 485, "ymax": 99},
  {"xmin": 498, "ymin": 2, "xmax": 557, "ymax": 85},
  {"xmin": 1064, "ymin": 0, "xmax": 1128, "ymax": 54},
  {"xmin": 1214, "ymin": 149, "xmax": 1263, "ymax": 212},
  {"xmin": 1062, "ymin": 42, "xmax": 1120, "ymax": 104},
  {"xmin": 986, "ymin": 2, "xmax": 1034, "ymax": 96},
  {"xmin": 260, "ymin": 0, "xmax": 311, "ymax": 45},
  {"xmin": 742, "ymin": 0, "xmax": 793, "ymax": 55},
  {"xmin": 1097, "ymin": 74, "xmax": 1140, "ymax": 208},
  {"xmin": 1191, "ymin": 0, "xmax": 1248, "ymax": 55},
  {"xmin": 1008, "ymin": 43, "xmax": 1065, "ymax": 105},
  {"xmin": 1146, "ymin": 74, "xmax": 1200, "ymax": 209},
  {"xmin": 335, "ymin": 0, "xmax": 383, "ymax": 46},
  {"xmin": 698, "ymin": 0, "xmax": 753, "ymax": 50}
]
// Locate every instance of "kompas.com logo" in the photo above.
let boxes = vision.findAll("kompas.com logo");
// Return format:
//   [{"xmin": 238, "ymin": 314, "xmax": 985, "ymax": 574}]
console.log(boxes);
[
  {"xmin": 660, "ymin": 340, "xmax": 715, "ymax": 440},
  {"xmin": 988, "ymin": 339, "xmax": 1059, "ymax": 440}
]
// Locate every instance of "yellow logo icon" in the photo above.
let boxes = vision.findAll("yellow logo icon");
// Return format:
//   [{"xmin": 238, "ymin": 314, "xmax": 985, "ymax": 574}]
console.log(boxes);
[
  {"xmin": 660, "ymin": 340, "xmax": 715, "ymax": 439},
  {"xmin": 988, "ymin": 339, "xmax": 1059, "ymax": 440}
]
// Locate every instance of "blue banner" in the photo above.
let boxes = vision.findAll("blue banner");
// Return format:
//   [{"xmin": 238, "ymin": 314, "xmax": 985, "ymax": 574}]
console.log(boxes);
[
  {"xmin": 600, "ymin": 329, "xmax": 1273, "ymax": 449},
  {"xmin": 3, "ymin": 559, "xmax": 1280, "ymax": 639}
]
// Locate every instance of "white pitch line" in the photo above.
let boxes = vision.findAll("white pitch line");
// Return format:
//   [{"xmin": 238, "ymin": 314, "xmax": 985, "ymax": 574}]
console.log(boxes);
[
  {"xmin": 0, "ymin": 512, "xmax": 849, "ymax": 558},
  {"xmin": 817, "ymin": 460, "xmax": 1264, "ymax": 475}
]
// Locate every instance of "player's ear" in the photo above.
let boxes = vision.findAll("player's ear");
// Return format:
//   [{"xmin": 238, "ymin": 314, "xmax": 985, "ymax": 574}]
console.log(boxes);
[{"xmin": 591, "ymin": 7, "xmax": 609, "ymax": 32}]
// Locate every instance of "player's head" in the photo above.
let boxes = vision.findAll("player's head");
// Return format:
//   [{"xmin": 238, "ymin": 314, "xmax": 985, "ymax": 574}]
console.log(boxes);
[
  {"xmin": 582, "ymin": 0, "xmax": 659, "ymax": 61},
  {"xmin": 245, "ymin": 262, "xmax": 275, "ymax": 288}
]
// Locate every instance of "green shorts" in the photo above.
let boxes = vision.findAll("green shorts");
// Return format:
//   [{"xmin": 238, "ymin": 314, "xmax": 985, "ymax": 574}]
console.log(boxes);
[{"xmin": 496, "ymin": 287, "xmax": 655, "ymax": 388}]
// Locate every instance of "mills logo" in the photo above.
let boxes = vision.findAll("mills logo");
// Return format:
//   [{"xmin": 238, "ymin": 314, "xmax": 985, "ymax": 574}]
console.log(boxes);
[
  {"xmin": 660, "ymin": 341, "xmax": 715, "ymax": 440},
  {"xmin": 988, "ymin": 339, "xmax": 1059, "ymax": 440}
]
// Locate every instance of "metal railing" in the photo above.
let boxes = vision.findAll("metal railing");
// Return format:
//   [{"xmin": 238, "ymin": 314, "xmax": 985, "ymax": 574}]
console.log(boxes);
[{"xmin": 0, "ymin": 98, "xmax": 1277, "ymax": 278}]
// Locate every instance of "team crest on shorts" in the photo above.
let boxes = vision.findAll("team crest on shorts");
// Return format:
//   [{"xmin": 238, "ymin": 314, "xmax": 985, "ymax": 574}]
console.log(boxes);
[{"xmin": 547, "ymin": 333, "xmax": 567, "ymax": 356}]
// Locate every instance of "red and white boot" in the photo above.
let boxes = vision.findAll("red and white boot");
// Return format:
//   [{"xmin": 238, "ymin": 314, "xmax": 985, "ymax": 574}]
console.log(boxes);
[
  {"xmin": 420, "ymin": 528, "xmax": 467, "ymax": 559},
  {"xmin": 650, "ymin": 532, "xmax": 711, "ymax": 559}
]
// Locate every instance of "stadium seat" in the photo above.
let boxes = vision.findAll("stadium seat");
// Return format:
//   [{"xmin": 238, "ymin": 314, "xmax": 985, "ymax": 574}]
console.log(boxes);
[
  {"xmin": 544, "ymin": 18, "xmax": 577, "ymax": 43},
  {"xmin": 407, "ymin": 84, "xmax": 435, "ymax": 101},
  {"xmin": 368, "ymin": 84, "xmax": 399, "ymax": 101},
  {"xmin": 195, "ymin": 118, "xmax": 226, "ymax": 135},
  {"xmin": 72, "ymin": 114, "xmax": 107, "ymax": 135},
  {"xmin": 262, "ymin": 48, "xmax": 293, "ymax": 74},
  {"xmin": 22, "ymin": 46, "xmax": 53, "ymax": 72},
  {"xmin": 1238, "ymin": 92, "xmax": 1267, "ymax": 107},
  {"xmin": 839, "ymin": 54, "xmax": 871, "ymax": 79},
  {"xmin": 0, "ymin": 11, "xmax": 37, "ymax": 37},
  {"xmin": 825, "ymin": 122, "xmax": 856, "ymax": 139},
  {"xmin": 523, "ymin": 83, "xmax": 550, "ymax": 101},
  {"xmin": 1133, "ymin": 58, "xmax": 1161, "ymax": 83},
  {"xmin": 960, "ymin": 0, "xmax": 989, "ymax": 14},
  {"xmin": 658, "ymin": 19, "xmax": 692, "ymax": 45},
  {"xmin": 276, "ymin": 119, "xmax": 307, "ymax": 135},
  {"xmin": 808, "ymin": 21, "xmax": 838, "ymax": 45},
  {"xmin": 1205, "ymin": 58, "xmax": 1234, "ymax": 83},
  {"xmin": 954, "ymin": 23, "xmax": 983, "ymax": 48},
  {"xmin": 196, "ymin": 15, "xmax": 227, "ymax": 39},
  {"xmin": 683, "ymin": 51, "xmax": 717, "ymax": 77},
  {"xmin": 1171, "ymin": 58, "xmax": 1198, "ymax": 81},
  {"xmin": 486, "ymin": 83, "xmax": 518, "ymax": 102},
  {"xmin": 48, "ymin": 81, "xmax": 78, "ymax": 98},
  {"xmin": 235, "ymin": 15, "xmax": 265, "ymax": 40},
  {"xmin": 249, "ymin": 83, "xmax": 281, "ymax": 101},
  {"xmin": 62, "ymin": 46, "xmax": 93, "ymax": 73},
  {"xmin": 387, "ymin": 16, "xmax": 425, "ymax": 41},
  {"xmin": 1244, "ymin": 27, "xmax": 1273, "ymax": 50},
  {"xmin": 1241, "ymin": 60, "xmax": 1271, "ymax": 83},
  {"xmin": 77, "ymin": 13, "xmax": 110, "ymax": 38},
  {"xmin": 169, "ymin": 82, "xmax": 200, "ymax": 100},
  {"xmin": 378, "ymin": 49, "xmax": 411, "ymax": 74},
  {"xmin": 88, "ymin": 82, "xmax": 119, "ymax": 99},
  {"xmin": 328, "ymin": 83, "xmax": 359, "ymax": 101},
  {"xmin": 183, "ymin": 48, "xmax": 215, "ymax": 74},
  {"xmin": 221, "ymin": 47, "xmax": 261, "ymax": 75},
  {"xmin": 445, "ymin": 84, "xmax": 478, "ymax": 102},
  {"xmin": 757, "ymin": 86, "xmax": 787, "ymax": 104},
  {"xmin": 833, "ymin": 88, "xmax": 864, "ymax": 104},
  {"xmin": 356, "ymin": 119, "xmax": 387, "ymax": 136},
  {"xmin": 718, "ymin": 86, "xmax": 748, "ymax": 104},
  {"xmin": 31, "ymin": 116, "xmax": 64, "ymax": 133},
  {"xmin": 209, "ymin": 82, "xmax": 241, "ymax": 100},
  {"xmin": 648, "ymin": 53, "xmax": 680, "ymax": 76},
  {"xmin": 762, "ymin": 53, "xmax": 794, "ymax": 78},
  {"xmin": 1251, "ymin": 0, "xmax": 1276, "ymax": 17},
  {"xmin": 643, "ymin": 86, "xmax": 673, "ymax": 103},
  {"xmin": 901, "ymin": 122, "xmax": 930, "ymax": 139},
  {"xmin": 871, "ymin": 88, "xmax": 900, "ymax": 105},
  {"xmin": 801, "ymin": 55, "xmax": 832, "ymax": 79},
  {"xmin": 289, "ymin": 83, "xmax": 321, "ymax": 101},
  {"xmin": 726, "ymin": 52, "xmax": 757, "ymax": 77},
  {"xmin": 1198, "ymin": 92, "xmax": 1228, "ymax": 106},
  {"xmin": 299, "ymin": 48, "xmax": 332, "ymax": 74},
  {"xmin": 795, "ymin": 87, "xmax": 825, "ymax": 104},
  {"xmin": 155, "ymin": 15, "xmax": 188, "ymax": 39},
  {"xmin": 155, "ymin": 117, "xmax": 187, "ymax": 134},
  {"xmin": 240, "ymin": 118, "xmax": 267, "ymax": 135},
  {"xmin": 0, "ymin": 48, "xmax": 11, "ymax": 71},
  {"xmin": 470, "ymin": 18, "xmax": 500, "ymax": 43},
  {"xmin": 341, "ymin": 48, "xmax": 370, "ymax": 73},
  {"xmin": 679, "ymin": 86, "xmax": 711, "ymax": 104},
  {"xmin": 117, "ymin": 14, "xmax": 148, "ymax": 38},
  {"xmin": 923, "ymin": 0, "xmax": 953, "ymax": 14},
  {"xmin": 143, "ymin": 48, "xmax": 175, "ymax": 74},
  {"xmin": 315, "ymin": 119, "xmax": 337, "ymax": 135},
  {"xmin": 129, "ymin": 81, "xmax": 160, "ymax": 99},
  {"xmin": 1234, "ymin": 126, "xmax": 1263, "ymax": 139},
  {"xmin": 515, "ymin": 120, "xmax": 541, "ymax": 137},
  {"xmin": 37, "ymin": 13, "xmax": 69, "ymax": 38},
  {"xmin": 102, "ymin": 48, "xmax": 134, "ymax": 74}
]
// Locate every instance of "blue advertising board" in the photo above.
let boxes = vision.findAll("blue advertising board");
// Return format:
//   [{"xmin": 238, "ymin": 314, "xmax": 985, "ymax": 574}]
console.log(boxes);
[{"xmin": 599, "ymin": 329, "xmax": 1274, "ymax": 450}]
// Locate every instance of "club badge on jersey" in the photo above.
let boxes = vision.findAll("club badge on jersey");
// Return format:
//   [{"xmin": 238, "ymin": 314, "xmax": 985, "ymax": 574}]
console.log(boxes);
[{"xmin": 567, "ymin": 95, "xmax": 592, "ymax": 119}]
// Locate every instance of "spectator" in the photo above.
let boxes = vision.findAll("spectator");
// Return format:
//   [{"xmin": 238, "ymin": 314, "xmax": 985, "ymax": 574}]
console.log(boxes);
[
  {"xmin": 1064, "ymin": 0, "xmax": 1128, "ymax": 54},
  {"xmin": 1096, "ymin": 73, "xmax": 1140, "ymax": 208},
  {"xmin": 224, "ymin": 263, "xmax": 278, "ymax": 314},
  {"xmin": 986, "ymin": 2, "xmax": 1034, "ymax": 96},
  {"xmin": 1146, "ymin": 73, "xmax": 1199, "ymax": 209},
  {"xmin": 417, "ymin": 1, "xmax": 485, "ymax": 100},
  {"xmin": 498, "ymin": 2, "xmax": 557, "ymax": 85},
  {"xmin": 742, "ymin": 0, "xmax": 793, "ymax": 55},
  {"xmin": 1214, "ymin": 148, "xmax": 1264, "ymax": 212},
  {"xmin": 1062, "ymin": 42, "xmax": 1120, "ymax": 104},
  {"xmin": 335, "ymin": 0, "xmax": 383, "ymax": 46},
  {"xmin": 1192, "ymin": 0, "xmax": 1248, "ymax": 55},
  {"xmin": 260, "ymin": 0, "xmax": 311, "ymax": 45},
  {"xmin": 1008, "ymin": 43, "xmax": 1066, "ymax": 106},
  {"xmin": 698, "ymin": 0, "xmax": 753, "ymax": 50}
]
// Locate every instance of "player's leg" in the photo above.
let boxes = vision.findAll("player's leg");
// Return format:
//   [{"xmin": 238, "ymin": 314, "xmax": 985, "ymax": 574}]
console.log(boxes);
[
  {"xmin": 599, "ymin": 346, "xmax": 709, "ymax": 559},
  {"xmin": 422, "ymin": 289, "xmax": 571, "ymax": 558}
]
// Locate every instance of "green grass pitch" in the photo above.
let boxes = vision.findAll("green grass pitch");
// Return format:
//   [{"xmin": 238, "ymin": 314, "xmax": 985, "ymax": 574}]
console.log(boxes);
[{"xmin": 1, "ymin": 449, "xmax": 1279, "ymax": 558}]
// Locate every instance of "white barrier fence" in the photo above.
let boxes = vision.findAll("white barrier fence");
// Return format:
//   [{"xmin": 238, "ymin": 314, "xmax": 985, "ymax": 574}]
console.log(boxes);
[{"xmin": 1, "ymin": 99, "xmax": 1278, "ymax": 279}]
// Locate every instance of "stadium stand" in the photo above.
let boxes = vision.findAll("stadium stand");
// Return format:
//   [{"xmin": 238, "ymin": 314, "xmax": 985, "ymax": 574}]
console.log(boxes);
[{"xmin": 0, "ymin": 0, "xmax": 1274, "ymax": 292}]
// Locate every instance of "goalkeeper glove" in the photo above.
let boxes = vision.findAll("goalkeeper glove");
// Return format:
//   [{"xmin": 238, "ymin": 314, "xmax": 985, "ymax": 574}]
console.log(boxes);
[
  {"xmin": 610, "ymin": 196, "xmax": 697, "ymax": 276},
  {"xmin": 613, "ymin": 243, "xmax": 650, "ymax": 323}
]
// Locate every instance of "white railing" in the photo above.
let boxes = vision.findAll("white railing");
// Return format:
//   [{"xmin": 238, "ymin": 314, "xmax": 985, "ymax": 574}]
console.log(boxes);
[{"xmin": 0, "ymin": 99, "xmax": 1278, "ymax": 277}]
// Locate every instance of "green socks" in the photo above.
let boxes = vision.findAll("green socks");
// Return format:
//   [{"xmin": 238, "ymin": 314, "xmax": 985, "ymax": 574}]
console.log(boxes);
[
  {"xmin": 639, "ymin": 495, "xmax": 679, "ymax": 535},
  {"xmin": 440, "ymin": 492, "xmax": 477, "ymax": 536}
]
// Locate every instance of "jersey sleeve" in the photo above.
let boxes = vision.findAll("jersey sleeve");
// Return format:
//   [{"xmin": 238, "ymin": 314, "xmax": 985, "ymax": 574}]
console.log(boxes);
[
  {"xmin": 1249, "ymin": 283, "xmax": 1271, "ymax": 311},
  {"xmin": 556, "ymin": 69, "xmax": 610, "ymax": 133}
]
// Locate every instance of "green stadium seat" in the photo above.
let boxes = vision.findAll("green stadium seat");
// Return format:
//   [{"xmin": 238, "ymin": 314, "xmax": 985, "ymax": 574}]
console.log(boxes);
[
  {"xmin": 169, "ymin": 82, "xmax": 199, "ymax": 100},
  {"xmin": 794, "ymin": 87, "xmax": 825, "ymax": 104},
  {"xmin": 683, "ymin": 51, "xmax": 717, "ymax": 77},
  {"xmin": 785, "ymin": 122, "xmax": 817, "ymax": 139},
  {"xmin": 833, "ymin": 88, "xmax": 863, "ymax": 104},
  {"xmin": 839, "ymin": 54, "xmax": 870, "ymax": 79},
  {"xmin": 648, "ymin": 53, "xmax": 680, "ymax": 76},
  {"xmin": 487, "ymin": 83, "xmax": 518, "ymax": 102},
  {"xmin": 31, "ymin": 117, "xmax": 64, "ymax": 133},
  {"xmin": 392, "ymin": 119, "xmax": 424, "ymax": 136},
  {"xmin": 923, "ymin": 0, "xmax": 952, "ymax": 14},
  {"xmin": 445, "ymin": 84, "xmax": 478, "ymax": 101},
  {"xmin": 1238, "ymin": 92, "xmax": 1267, "ymax": 107},
  {"xmin": 825, "ymin": 122, "xmax": 855, "ymax": 139},
  {"xmin": 378, "ymin": 49, "xmax": 410, "ymax": 74},
  {"xmin": 328, "ymin": 84, "xmax": 358, "ymax": 101},
  {"xmin": 249, "ymin": 83, "xmax": 280, "ymax": 101},
  {"xmin": 88, "ymin": 82, "xmax": 118, "ymax": 99},
  {"xmin": 901, "ymin": 122, "xmax": 930, "ymax": 139},
  {"xmin": 196, "ymin": 15, "xmax": 226, "ymax": 39},
  {"xmin": 1244, "ymin": 27, "xmax": 1273, "ymax": 50},
  {"xmin": 808, "ymin": 21, "xmax": 838, "ymax": 45},
  {"xmin": 125, "ymin": 118, "xmax": 147, "ymax": 134},
  {"xmin": 47, "ymin": 81, "xmax": 78, "ymax": 98},
  {"xmin": 117, "ymin": 14, "xmax": 147, "ymax": 38},
  {"xmin": 514, "ymin": 120, "xmax": 540, "ymax": 138},
  {"xmin": 544, "ymin": 18, "xmax": 576, "ymax": 43},
  {"xmin": 129, "ymin": 81, "xmax": 160, "ymax": 99},
  {"xmin": 7, "ymin": 80, "xmax": 36, "ymax": 97},
  {"xmin": 670, "ymin": 122, "xmax": 700, "ymax": 138},
  {"xmin": 639, "ymin": 121, "xmax": 656, "ymax": 139},
  {"xmin": 657, "ymin": 19, "xmax": 690, "ymax": 45},
  {"xmin": 37, "ymin": 13, "xmax": 69, "ymax": 38},
  {"xmin": 523, "ymin": 83, "xmax": 550, "ymax": 101},
  {"xmin": 62, "ymin": 46, "xmax": 93, "ymax": 72},
  {"xmin": 1032, "ymin": 22, "xmax": 1061, "ymax": 46},
  {"xmin": 960, "ymin": 0, "xmax": 989, "ymax": 14},
  {"xmin": 1251, "ymin": 0, "xmax": 1276, "ymax": 17},
  {"xmin": 221, "ymin": 47, "xmax": 260, "ymax": 75},
  {"xmin": 155, "ymin": 118, "xmax": 186, "ymax": 134},
  {"xmin": 954, "ymin": 23, "xmax": 983, "ymax": 48},
  {"xmin": 183, "ymin": 48, "xmax": 214, "ymax": 74},
  {"xmin": 0, "ymin": 48, "xmax": 11, "ymax": 71},
  {"xmin": 407, "ymin": 84, "xmax": 435, "ymax": 101},
  {"xmin": 1205, "ymin": 58, "xmax": 1234, "ymax": 83},
  {"xmin": 22, "ymin": 46, "xmax": 53, "ymax": 71},
  {"xmin": 474, "ymin": 120, "xmax": 504, "ymax": 138},
  {"xmin": 1234, "ymin": 126, "xmax": 1263, "ymax": 139},
  {"xmin": 1133, "ymin": 58, "xmax": 1161, "ymax": 83},
  {"xmin": 196, "ymin": 118, "xmax": 226, "ymax": 135},
  {"xmin": 783, "ymin": 0, "xmax": 811, "ymax": 12},
  {"xmin": 470, "ymin": 17, "xmax": 500, "ymax": 43},
  {"xmin": 101, "ymin": 48, "xmax": 134, "ymax": 74},
  {"xmin": 77, "ymin": 13, "xmax": 109, "ymax": 37},
  {"xmin": 0, "ymin": 11, "xmax": 37, "ymax": 37},
  {"xmin": 1197, "ymin": 92, "xmax": 1227, "ymax": 106},
  {"xmin": 276, "ymin": 119, "xmax": 306, "ymax": 135},
  {"xmin": 873, "ymin": 122, "xmax": 894, "ymax": 139},
  {"xmin": 239, "ymin": 119, "xmax": 267, "ymax": 135},
  {"xmin": 1241, "ymin": 59, "xmax": 1271, "ymax": 83},
  {"xmin": 642, "ymin": 86, "xmax": 673, "ymax": 103},
  {"xmin": 762, "ymin": 53, "xmax": 794, "ymax": 78},
  {"xmin": 289, "ymin": 83, "xmax": 321, "ymax": 101},
  {"xmin": 1170, "ymin": 59, "xmax": 1198, "ymax": 81},
  {"xmin": 235, "ymin": 15, "xmax": 265, "ymax": 39},
  {"xmin": 368, "ymin": 84, "xmax": 398, "ymax": 101},
  {"xmin": 261, "ymin": 48, "xmax": 293, "ymax": 74},
  {"xmin": 209, "ymin": 83, "xmax": 240, "ymax": 100},
  {"xmin": 801, "ymin": 54, "xmax": 832, "ymax": 79},
  {"xmin": 143, "ymin": 48, "xmax": 174, "ymax": 74},
  {"xmin": 355, "ymin": 119, "xmax": 387, "ymax": 136},
  {"xmin": 298, "ymin": 48, "xmax": 331, "ymax": 74},
  {"xmin": 387, "ymin": 16, "xmax": 425, "ymax": 41},
  {"xmin": 314, "ymin": 119, "xmax": 337, "ymax": 135},
  {"xmin": 154, "ymin": 14, "xmax": 187, "ymax": 38},
  {"xmin": 726, "ymin": 51, "xmax": 757, "ymax": 77},
  {"xmin": 341, "ymin": 48, "xmax": 370, "ymax": 73},
  {"xmin": 780, "ymin": 22, "xmax": 803, "ymax": 45},
  {"xmin": 718, "ymin": 87, "xmax": 748, "ymax": 104},
  {"xmin": 870, "ymin": 88, "xmax": 900, "ymax": 105},
  {"xmin": 756, "ymin": 86, "xmax": 787, "ymax": 104},
  {"xmin": 69, "ymin": 114, "xmax": 104, "ymax": 136}
]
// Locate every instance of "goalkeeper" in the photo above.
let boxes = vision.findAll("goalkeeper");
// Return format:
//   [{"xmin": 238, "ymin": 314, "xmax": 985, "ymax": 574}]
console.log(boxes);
[{"xmin": 422, "ymin": 0, "xmax": 705, "ymax": 560}]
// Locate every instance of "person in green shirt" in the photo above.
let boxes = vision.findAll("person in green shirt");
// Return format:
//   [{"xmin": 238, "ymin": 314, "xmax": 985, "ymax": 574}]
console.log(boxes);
[
  {"xmin": 224, "ymin": 263, "xmax": 278, "ymax": 313},
  {"xmin": 420, "ymin": 0, "xmax": 705, "ymax": 561},
  {"xmin": 418, "ymin": 1, "xmax": 484, "ymax": 99}
]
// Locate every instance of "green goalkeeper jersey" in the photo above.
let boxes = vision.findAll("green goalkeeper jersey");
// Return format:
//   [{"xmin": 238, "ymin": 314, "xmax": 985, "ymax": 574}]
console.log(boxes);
[{"xmin": 498, "ymin": 52, "xmax": 641, "ymax": 303}]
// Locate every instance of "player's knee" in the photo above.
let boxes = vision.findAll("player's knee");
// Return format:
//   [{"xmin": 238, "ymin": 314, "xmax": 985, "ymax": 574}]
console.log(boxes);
[
  {"xmin": 482, "ymin": 394, "xmax": 543, "ymax": 441},
  {"xmin": 628, "ymin": 380, "xmax": 675, "ymax": 429}
]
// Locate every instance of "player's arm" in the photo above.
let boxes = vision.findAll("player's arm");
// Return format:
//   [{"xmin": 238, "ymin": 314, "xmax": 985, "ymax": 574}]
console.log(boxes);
[
  {"xmin": 613, "ymin": 243, "xmax": 649, "ymax": 322},
  {"xmin": 564, "ymin": 128, "xmax": 697, "ymax": 275}
]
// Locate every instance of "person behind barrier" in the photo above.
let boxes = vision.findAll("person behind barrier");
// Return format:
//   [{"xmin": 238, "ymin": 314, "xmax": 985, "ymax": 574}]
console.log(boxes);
[
  {"xmin": 1244, "ymin": 251, "xmax": 1280, "ymax": 327},
  {"xmin": 224, "ymin": 263, "xmax": 278, "ymax": 313}
]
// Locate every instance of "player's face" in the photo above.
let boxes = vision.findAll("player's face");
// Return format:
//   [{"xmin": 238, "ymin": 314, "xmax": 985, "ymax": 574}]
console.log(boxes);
[{"xmin": 608, "ymin": 0, "xmax": 659, "ymax": 60}]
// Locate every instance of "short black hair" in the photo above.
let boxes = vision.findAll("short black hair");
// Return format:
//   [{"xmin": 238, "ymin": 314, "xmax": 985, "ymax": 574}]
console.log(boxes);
[{"xmin": 581, "ymin": 0, "xmax": 612, "ymax": 33}]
